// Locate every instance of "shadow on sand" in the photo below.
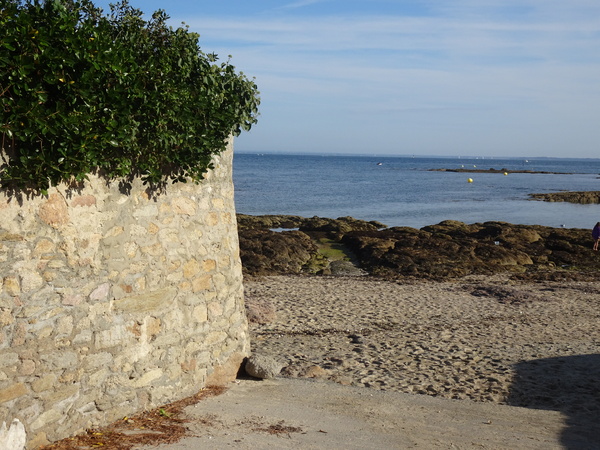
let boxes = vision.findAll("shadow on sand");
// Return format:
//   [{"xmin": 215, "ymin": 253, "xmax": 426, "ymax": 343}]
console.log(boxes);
[{"xmin": 508, "ymin": 354, "xmax": 600, "ymax": 449}]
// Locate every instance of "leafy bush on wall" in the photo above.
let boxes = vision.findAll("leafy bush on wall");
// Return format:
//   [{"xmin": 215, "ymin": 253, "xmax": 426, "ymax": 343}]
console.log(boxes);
[{"xmin": 0, "ymin": 0, "xmax": 260, "ymax": 192}]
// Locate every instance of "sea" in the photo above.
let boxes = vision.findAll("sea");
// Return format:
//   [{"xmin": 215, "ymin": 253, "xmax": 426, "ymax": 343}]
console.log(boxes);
[{"xmin": 232, "ymin": 153, "xmax": 600, "ymax": 230}]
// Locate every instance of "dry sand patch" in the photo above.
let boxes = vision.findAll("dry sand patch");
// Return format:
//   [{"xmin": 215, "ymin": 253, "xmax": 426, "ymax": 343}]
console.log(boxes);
[{"xmin": 246, "ymin": 275, "xmax": 600, "ymax": 414}]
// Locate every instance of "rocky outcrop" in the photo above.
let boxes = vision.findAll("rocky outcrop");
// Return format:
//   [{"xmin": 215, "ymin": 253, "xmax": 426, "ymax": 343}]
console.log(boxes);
[
  {"xmin": 238, "ymin": 215, "xmax": 600, "ymax": 280},
  {"xmin": 342, "ymin": 221, "xmax": 595, "ymax": 279},
  {"xmin": 237, "ymin": 214, "xmax": 385, "ymax": 234},
  {"xmin": 237, "ymin": 214, "xmax": 306, "ymax": 230},
  {"xmin": 529, "ymin": 191, "xmax": 600, "ymax": 204},
  {"xmin": 238, "ymin": 215, "xmax": 382, "ymax": 276},
  {"xmin": 238, "ymin": 229, "xmax": 318, "ymax": 276},
  {"xmin": 431, "ymin": 168, "xmax": 576, "ymax": 174}
]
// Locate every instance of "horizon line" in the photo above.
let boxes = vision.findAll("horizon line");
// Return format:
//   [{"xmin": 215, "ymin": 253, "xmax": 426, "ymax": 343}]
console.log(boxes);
[{"xmin": 233, "ymin": 150, "xmax": 600, "ymax": 161}]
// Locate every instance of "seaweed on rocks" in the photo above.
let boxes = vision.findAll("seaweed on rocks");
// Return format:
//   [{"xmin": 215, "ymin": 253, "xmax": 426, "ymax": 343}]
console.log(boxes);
[{"xmin": 238, "ymin": 215, "xmax": 600, "ymax": 281}]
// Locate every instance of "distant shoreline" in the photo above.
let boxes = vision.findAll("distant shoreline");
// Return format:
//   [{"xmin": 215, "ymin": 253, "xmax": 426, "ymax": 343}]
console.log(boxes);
[{"xmin": 430, "ymin": 168, "xmax": 579, "ymax": 175}]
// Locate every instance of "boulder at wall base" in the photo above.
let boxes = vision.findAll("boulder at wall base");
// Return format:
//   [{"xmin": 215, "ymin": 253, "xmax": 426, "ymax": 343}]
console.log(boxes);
[{"xmin": 244, "ymin": 354, "xmax": 283, "ymax": 379}]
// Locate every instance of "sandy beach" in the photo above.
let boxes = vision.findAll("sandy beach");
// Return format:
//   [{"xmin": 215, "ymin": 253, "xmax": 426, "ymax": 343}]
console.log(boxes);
[{"xmin": 245, "ymin": 274, "xmax": 600, "ymax": 421}]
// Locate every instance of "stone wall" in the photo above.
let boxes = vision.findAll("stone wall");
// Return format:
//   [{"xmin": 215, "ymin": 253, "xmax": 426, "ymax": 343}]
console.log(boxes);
[{"xmin": 0, "ymin": 141, "xmax": 249, "ymax": 447}]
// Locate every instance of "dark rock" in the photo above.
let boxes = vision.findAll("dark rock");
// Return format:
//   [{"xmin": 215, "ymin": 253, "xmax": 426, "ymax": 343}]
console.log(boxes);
[
  {"xmin": 349, "ymin": 334, "xmax": 365, "ymax": 344},
  {"xmin": 237, "ymin": 214, "xmax": 600, "ymax": 281},
  {"xmin": 341, "ymin": 221, "xmax": 600, "ymax": 280},
  {"xmin": 299, "ymin": 216, "xmax": 384, "ymax": 234},
  {"xmin": 432, "ymin": 168, "xmax": 577, "ymax": 175},
  {"xmin": 328, "ymin": 260, "xmax": 367, "ymax": 276},
  {"xmin": 237, "ymin": 214, "xmax": 385, "ymax": 234},
  {"xmin": 238, "ymin": 228, "xmax": 318, "ymax": 276},
  {"xmin": 529, "ymin": 191, "xmax": 600, "ymax": 204},
  {"xmin": 237, "ymin": 214, "xmax": 305, "ymax": 230},
  {"xmin": 238, "ymin": 215, "xmax": 383, "ymax": 276}
]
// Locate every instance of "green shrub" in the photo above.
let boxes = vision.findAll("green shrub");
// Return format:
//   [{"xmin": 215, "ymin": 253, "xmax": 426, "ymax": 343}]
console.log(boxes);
[{"xmin": 0, "ymin": 0, "xmax": 260, "ymax": 192}]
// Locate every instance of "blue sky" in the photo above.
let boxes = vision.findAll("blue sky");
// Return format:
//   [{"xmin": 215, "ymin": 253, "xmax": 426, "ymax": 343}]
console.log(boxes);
[{"xmin": 92, "ymin": 0, "xmax": 600, "ymax": 158}]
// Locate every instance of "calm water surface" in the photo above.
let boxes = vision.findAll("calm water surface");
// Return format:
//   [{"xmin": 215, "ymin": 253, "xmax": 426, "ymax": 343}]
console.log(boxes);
[{"xmin": 233, "ymin": 153, "xmax": 600, "ymax": 230}]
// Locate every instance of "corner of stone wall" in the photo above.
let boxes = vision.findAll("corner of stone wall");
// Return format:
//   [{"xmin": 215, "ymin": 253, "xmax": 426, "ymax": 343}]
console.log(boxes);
[{"xmin": 0, "ymin": 141, "xmax": 249, "ymax": 446}]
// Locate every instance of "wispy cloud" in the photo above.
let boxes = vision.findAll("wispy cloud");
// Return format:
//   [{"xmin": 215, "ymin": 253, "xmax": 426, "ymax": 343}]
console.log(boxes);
[
  {"xmin": 188, "ymin": 12, "xmax": 600, "ymax": 60},
  {"xmin": 277, "ymin": 0, "xmax": 331, "ymax": 10},
  {"xmin": 177, "ymin": 1, "xmax": 600, "ymax": 156}
]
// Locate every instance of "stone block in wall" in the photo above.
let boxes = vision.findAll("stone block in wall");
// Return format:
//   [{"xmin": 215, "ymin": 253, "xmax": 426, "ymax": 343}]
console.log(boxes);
[
  {"xmin": 0, "ymin": 383, "xmax": 27, "ymax": 403},
  {"xmin": 114, "ymin": 287, "xmax": 178, "ymax": 314}
]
